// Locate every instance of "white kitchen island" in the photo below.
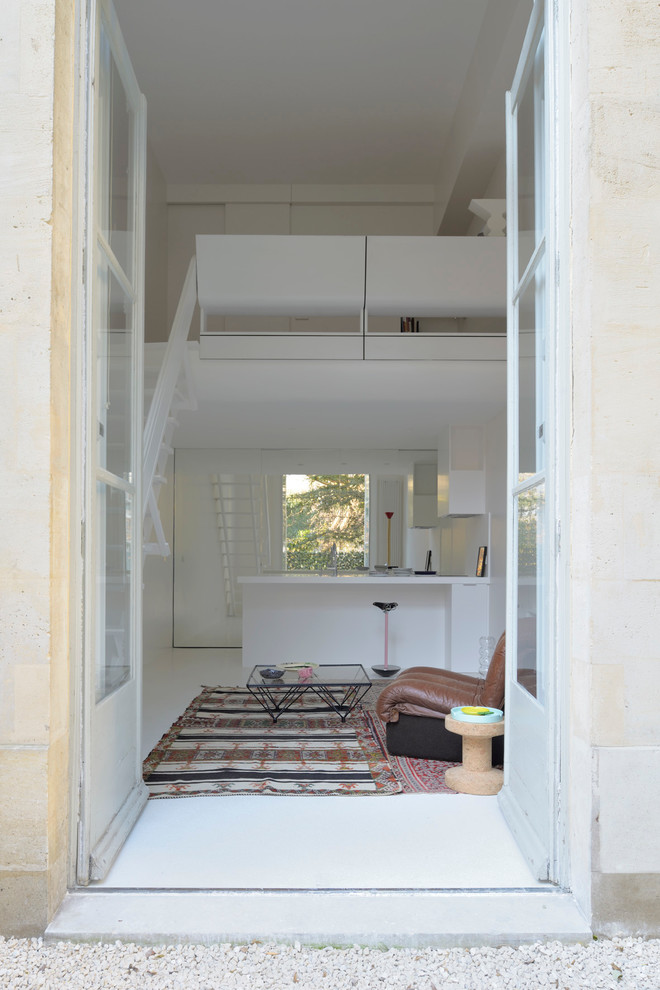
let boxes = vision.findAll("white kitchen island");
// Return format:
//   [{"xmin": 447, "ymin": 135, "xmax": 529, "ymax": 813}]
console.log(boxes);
[{"xmin": 239, "ymin": 574, "xmax": 491, "ymax": 675}]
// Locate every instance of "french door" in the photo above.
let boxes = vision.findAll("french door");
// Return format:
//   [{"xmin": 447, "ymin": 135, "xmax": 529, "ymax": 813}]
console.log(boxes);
[
  {"xmin": 78, "ymin": 0, "xmax": 147, "ymax": 882},
  {"xmin": 499, "ymin": 0, "xmax": 566, "ymax": 882}
]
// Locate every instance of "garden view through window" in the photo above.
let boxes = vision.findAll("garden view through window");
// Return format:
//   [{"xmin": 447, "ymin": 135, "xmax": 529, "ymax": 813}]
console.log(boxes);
[{"xmin": 283, "ymin": 474, "xmax": 369, "ymax": 571}]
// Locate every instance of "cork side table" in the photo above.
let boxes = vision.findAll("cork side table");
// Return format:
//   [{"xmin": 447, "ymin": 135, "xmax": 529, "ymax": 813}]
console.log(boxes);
[{"xmin": 444, "ymin": 714, "xmax": 504, "ymax": 795}]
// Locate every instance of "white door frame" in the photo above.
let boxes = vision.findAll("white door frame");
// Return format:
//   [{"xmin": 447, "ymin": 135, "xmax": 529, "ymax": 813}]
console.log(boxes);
[
  {"xmin": 71, "ymin": 0, "xmax": 147, "ymax": 885},
  {"xmin": 64, "ymin": 0, "xmax": 574, "ymax": 898},
  {"xmin": 498, "ymin": 0, "xmax": 570, "ymax": 887}
]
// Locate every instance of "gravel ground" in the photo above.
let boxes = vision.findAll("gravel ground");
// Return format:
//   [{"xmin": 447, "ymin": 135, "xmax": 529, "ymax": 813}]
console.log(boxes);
[{"xmin": 1, "ymin": 937, "xmax": 659, "ymax": 990}]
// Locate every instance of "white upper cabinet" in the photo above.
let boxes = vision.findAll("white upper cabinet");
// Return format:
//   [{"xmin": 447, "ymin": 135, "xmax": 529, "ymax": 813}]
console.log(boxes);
[
  {"xmin": 365, "ymin": 236, "xmax": 506, "ymax": 317},
  {"xmin": 438, "ymin": 426, "xmax": 486, "ymax": 517},
  {"xmin": 196, "ymin": 234, "xmax": 365, "ymax": 317},
  {"xmin": 195, "ymin": 234, "xmax": 506, "ymax": 321}
]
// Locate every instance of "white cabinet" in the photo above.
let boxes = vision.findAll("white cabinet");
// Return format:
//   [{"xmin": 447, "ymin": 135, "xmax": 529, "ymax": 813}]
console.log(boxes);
[
  {"xmin": 450, "ymin": 583, "xmax": 490, "ymax": 673},
  {"xmin": 194, "ymin": 234, "xmax": 507, "ymax": 361},
  {"xmin": 437, "ymin": 426, "xmax": 486, "ymax": 517},
  {"xmin": 196, "ymin": 234, "xmax": 365, "ymax": 317},
  {"xmin": 365, "ymin": 236, "xmax": 506, "ymax": 317},
  {"xmin": 195, "ymin": 234, "xmax": 506, "ymax": 319}
]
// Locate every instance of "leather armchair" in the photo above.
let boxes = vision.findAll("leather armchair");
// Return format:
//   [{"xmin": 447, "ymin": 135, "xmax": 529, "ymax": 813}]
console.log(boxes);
[
  {"xmin": 376, "ymin": 632, "xmax": 505, "ymax": 723},
  {"xmin": 375, "ymin": 633, "xmax": 506, "ymax": 763}
]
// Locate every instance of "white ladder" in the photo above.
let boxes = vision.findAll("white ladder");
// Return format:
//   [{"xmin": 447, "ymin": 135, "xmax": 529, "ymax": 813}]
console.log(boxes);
[{"xmin": 210, "ymin": 474, "xmax": 269, "ymax": 616}]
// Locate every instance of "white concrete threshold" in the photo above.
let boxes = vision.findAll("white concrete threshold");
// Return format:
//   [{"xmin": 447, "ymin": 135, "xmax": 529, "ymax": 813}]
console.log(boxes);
[
  {"xmin": 47, "ymin": 888, "xmax": 590, "ymax": 947},
  {"xmin": 95, "ymin": 794, "xmax": 546, "ymax": 890}
]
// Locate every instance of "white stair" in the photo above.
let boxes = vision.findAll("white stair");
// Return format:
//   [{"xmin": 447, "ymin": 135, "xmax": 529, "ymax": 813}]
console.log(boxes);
[{"xmin": 210, "ymin": 474, "xmax": 270, "ymax": 616}]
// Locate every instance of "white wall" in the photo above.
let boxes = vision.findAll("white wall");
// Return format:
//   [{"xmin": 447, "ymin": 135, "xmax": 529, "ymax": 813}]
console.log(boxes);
[
  {"xmin": 173, "ymin": 448, "xmax": 262, "ymax": 647},
  {"xmin": 405, "ymin": 517, "xmax": 442, "ymax": 575},
  {"xmin": 290, "ymin": 203, "xmax": 433, "ymax": 236},
  {"xmin": 167, "ymin": 204, "xmax": 226, "ymax": 340},
  {"xmin": 466, "ymin": 151, "xmax": 506, "ymax": 236}
]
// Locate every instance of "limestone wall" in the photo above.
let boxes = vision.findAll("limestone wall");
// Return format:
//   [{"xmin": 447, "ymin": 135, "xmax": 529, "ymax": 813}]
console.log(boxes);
[
  {"xmin": 0, "ymin": 0, "xmax": 73, "ymax": 935},
  {"xmin": 569, "ymin": 0, "xmax": 660, "ymax": 933}
]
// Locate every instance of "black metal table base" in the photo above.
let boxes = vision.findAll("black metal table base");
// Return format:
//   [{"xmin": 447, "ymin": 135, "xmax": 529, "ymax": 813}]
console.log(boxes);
[{"xmin": 246, "ymin": 680, "xmax": 372, "ymax": 722}]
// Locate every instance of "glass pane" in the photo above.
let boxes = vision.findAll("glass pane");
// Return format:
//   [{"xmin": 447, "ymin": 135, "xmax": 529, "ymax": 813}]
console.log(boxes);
[
  {"xmin": 96, "ymin": 483, "xmax": 133, "ymax": 701},
  {"xmin": 98, "ymin": 24, "xmax": 135, "ymax": 278},
  {"xmin": 517, "ymin": 32, "xmax": 545, "ymax": 279},
  {"xmin": 283, "ymin": 474, "xmax": 368, "ymax": 571},
  {"xmin": 516, "ymin": 483, "xmax": 544, "ymax": 700},
  {"xmin": 518, "ymin": 263, "xmax": 546, "ymax": 482},
  {"xmin": 96, "ymin": 256, "xmax": 133, "ymax": 479}
]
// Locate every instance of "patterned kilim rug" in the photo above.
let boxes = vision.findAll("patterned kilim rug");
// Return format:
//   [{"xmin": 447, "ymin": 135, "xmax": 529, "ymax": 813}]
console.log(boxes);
[
  {"xmin": 143, "ymin": 686, "xmax": 456, "ymax": 799},
  {"xmin": 364, "ymin": 708, "xmax": 457, "ymax": 796}
]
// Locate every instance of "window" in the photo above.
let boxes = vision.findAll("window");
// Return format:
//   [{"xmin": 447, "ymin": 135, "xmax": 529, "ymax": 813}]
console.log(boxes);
[{"xmin": 283, "ymin": 474, "xmax": 369, "ymax": 571}]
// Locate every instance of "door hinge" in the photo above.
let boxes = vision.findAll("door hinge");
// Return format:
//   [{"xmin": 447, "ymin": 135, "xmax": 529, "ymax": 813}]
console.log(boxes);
[{"xmin": 556, "ymin": 520, "xmax": 561, "ymax": 555}]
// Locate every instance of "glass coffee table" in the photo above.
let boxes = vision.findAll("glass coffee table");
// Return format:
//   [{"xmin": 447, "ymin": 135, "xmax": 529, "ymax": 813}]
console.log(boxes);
[{"xmin": 246, "ymin": 663, "xmax": 372, "ymax": 722}]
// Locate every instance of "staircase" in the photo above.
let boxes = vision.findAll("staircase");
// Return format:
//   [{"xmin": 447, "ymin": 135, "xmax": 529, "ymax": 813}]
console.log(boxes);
[
  {"xmin": 143, "ymin": 258, "xmax": 197, "ymax": 558},
  {"xmin": 210, "ymin": 474, "xmax": 271, "ymax": 616}
]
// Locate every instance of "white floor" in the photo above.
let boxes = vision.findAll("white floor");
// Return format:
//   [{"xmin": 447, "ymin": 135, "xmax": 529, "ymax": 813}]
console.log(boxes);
[
  {"xmin": 101, "ymin": 792, "xmax": 542, "ymax": 889},
  {"xmin": 98, "ymin": 647, "xmax": 544, "ymax": 892},
  {"xmin": 140, "ymin": 646, "xmax": 245, "ymax": 761},
  {"xmin": 50, "ymin": 648, "xmax": 592, "ymax": 944}
]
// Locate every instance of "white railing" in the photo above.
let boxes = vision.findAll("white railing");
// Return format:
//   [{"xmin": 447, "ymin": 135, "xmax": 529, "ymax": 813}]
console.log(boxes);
[{"xmin": 143, "ymin": 257, "xmax": 197, "ymax": 519}]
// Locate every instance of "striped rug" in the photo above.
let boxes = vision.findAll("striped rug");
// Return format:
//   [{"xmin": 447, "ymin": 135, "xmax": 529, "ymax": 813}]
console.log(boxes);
[
  {"xmin": 143, "ymin": 686, "xmax": 402, "ymax": 798},
  {"xmin": 143, "ymin": 686, "xmax": 456, "ymax": 798}
]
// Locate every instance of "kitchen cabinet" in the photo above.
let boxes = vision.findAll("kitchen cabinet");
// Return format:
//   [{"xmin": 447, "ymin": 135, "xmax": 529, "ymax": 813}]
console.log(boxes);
[{"xmin": 437, "ymin": 426, "xmax": 486, "ymax": 517}]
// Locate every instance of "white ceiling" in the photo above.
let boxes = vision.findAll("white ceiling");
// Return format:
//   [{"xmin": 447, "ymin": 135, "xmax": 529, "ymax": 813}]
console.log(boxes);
[
  {"xmin": 114, "ymin": 0, "xmax": 527, "ymax": 188},
  {"xmin": 170, "ymin": 353, "xmax": 506, "ymax": 449}
]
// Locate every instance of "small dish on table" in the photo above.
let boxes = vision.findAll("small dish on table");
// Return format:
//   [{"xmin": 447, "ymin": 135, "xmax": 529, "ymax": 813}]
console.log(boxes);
[{"xmin": 450, "ymin": 705, "xmax": 503, "ymax": 724}]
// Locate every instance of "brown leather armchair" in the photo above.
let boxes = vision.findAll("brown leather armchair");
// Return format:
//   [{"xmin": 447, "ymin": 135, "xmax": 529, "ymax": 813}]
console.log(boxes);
[{"xmin": 375, "ymin": 633, "xmax": 506, "ymax": 763}]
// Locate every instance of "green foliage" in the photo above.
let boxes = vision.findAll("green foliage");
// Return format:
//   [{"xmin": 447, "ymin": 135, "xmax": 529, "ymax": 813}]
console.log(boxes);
[
  {"xmin": 284, "ymin": 475, "xmax": 367, "ymax": 571},
  {"xmin": 518, "ymin": 486, "xmax": 543, "ymax": 573}
]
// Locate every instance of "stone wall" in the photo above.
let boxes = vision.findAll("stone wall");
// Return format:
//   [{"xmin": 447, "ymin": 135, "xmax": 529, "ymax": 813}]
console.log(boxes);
[
  {"xmin": 569, "ymin": 0, "xmax": 660, "ymax": 933},
  {"xmin": 0, "ymin": 0, "xmax": 73, "ymax": 935}
]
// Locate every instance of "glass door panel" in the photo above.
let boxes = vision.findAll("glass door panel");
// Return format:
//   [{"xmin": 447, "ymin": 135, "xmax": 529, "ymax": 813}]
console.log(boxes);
[
  {"xmin": 516, "ymin": 32, "xmax": 545, "ymax": 280},
  {"xmin": 516, "ymin": 482, "xmax": 545, "ymax": 701},
  {"xmin": 96, "ymin": 482, "xmax": 133, "ymax": 701},
  {"xmin": 517, "ymin": 266, "xmax": 546, "ymax": 482},
  {"xmin": 97, "ymin": 23, "xmax": 135, "ymax": 278},
  {"xmin": 96, "ymin": 258, "xmax": 134, "ymax": 478}
]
